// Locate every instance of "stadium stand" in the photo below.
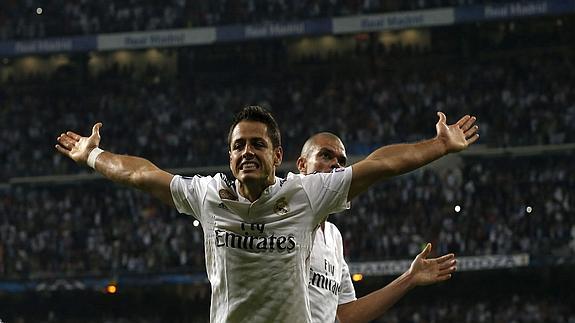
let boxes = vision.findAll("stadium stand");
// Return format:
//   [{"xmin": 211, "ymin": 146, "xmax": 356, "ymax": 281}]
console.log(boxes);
[
  {"xmin": 2, "ymin": 152, "xmax": 573, "ymax": 278},
  {"xmin": 0, "ymin": 0, "xmax": 538, "ymax": 40},
  {"xmin": 1, "ymin": 2, "xmax": 574, "ymax": 323},
  {"xmin": 2, "ymin": 52, "xmax": 574, "ymax": 180}
]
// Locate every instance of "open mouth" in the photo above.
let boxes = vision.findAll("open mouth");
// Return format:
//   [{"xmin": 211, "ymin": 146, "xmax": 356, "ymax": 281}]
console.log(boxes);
[{"xmin": 240, "ymin": 161, "xmax": 259, "ymax": 171}]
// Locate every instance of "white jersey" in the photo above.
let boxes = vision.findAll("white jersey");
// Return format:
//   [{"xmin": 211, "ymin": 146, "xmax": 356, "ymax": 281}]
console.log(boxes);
[
  {"xmin": 309, "ymin": 222, "xmax": 357, "ymax": 323},
  {"xmin": 170, "ymin": 167, "xmax": 352, "ymax": 323}
]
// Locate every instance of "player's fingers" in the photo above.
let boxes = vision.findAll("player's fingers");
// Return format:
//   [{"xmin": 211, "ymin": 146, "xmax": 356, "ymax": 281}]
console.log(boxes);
[
  {"xmin": 464, "ymin": 125, "xmax": 479, "ymax": 138},
  {"xmin": 434, "ymin": 253, "xmax": 455, "ymax": 264},
  {"xmin": 58, "ymin": 135, "xmax": 76, "ymax": 149},
  {"xmin": 419, "ymin": 243, "xmax": 432, "ymax": 258},
  {"xmin": 460, "ymin": 116, "xmax": 476, "ymax": 131},
  {"xmin": 91, "ymin": 122, "xmax": 103, "ymax": 138},
  {"xmin": 55, "ymin": 144, "xmax": 71, "ymax": 156},
  {"xmin": 467, "ymin": 133, "xmax": 480, "ymax": 145},
  {"xmin": 436, "ymin": 111, "xmax": 447, "ymax": 124},
  {"xmin": 66, "ymin": 131, "xmax": 82, "ymax": 141},
  {"xmin": 441, "ymin": 265, "xmax": 457, "ymax": 275},
  {"xmin": 455, "ymin": 114, "xmax": 470, "ymax": 127},
  {"xmin": 56, "ymin": 133, "xmax": 68, "ymax": 145},
  {"xmin": 438, "ymin": 259, "xmax": 457, "ymax": 271},
  {"xmin": 59, "ymin": 132, "xmax": 79, "ymax": 142},
  {"xmin": 58, "ymin": 132, "xmax": 75, "ymax": 141}
]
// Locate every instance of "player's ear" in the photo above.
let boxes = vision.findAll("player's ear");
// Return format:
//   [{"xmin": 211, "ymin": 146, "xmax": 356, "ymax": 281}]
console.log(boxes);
[
  {"xmin": 296, "ymin": 156, "xmax": 306, "ymax": 173},
  {"xmin": 273, "ymin": 146, "xmax": 283, "ymax": 167}
]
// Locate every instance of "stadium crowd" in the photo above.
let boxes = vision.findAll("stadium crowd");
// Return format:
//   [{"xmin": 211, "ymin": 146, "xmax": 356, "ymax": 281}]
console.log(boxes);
[
  {"xmin": 0, "ymin": 183, "xmax": 204, "ymax": 278},
  {"xmin": 2, "ymin": 54, "xmax": 574, "ymax": 181},
  {"xmin": 333, "ymin": 153, "xmax": 575, "ymax": 262},
  {"xmin": 1, "ymin": 33, "xmax": 574, "ymax": 278},
  {"xmin": 1, "ymin": 2, "xmax": 573, "ymax": 323},
  {"xmin": 1, "ymin": 152, "xmax": 573, "ymax": 279},
  {"xmin": 4, "ymin": 293, "xmax": 574, "ymax": 322},
  {"xmin": 381, "ymin": 294, "xmax": 575, "ymax": 323},
  {"xmin": 0, "ymin": 0, "xmax": 538, "ymax": 40}
]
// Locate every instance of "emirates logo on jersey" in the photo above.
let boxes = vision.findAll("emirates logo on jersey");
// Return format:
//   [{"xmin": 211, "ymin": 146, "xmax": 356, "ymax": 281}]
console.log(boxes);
[
  {"xmin": 309, "ymin": 268, "xmax": 342, "ymax": 296},
  {"xmin": 273, "ymin": 197, "xmax": 289, "ymax": 215}
]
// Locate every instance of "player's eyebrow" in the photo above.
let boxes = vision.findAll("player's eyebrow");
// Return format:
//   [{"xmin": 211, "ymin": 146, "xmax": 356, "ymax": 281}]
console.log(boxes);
[{"xmin": 318, "ymin": 147, "xmax": 347, "ymax": 166}]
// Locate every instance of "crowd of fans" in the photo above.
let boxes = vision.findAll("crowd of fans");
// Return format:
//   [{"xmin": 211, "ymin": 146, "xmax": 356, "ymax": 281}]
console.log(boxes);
[
  {"xmin": 333, "ymin": 153, "xmax": 575, "ymax": 262},
  {"xmin": 0, "ymin": 182, "xmax": 204, "ymax": 278},
  {"xmin": 0, "ymin": 0, "xmax": 535, "ymax": 40},
  {"xmin": 2, "ymin": 53, "xmax": 574, "ymax": 181},
  {"xmin": 382, "ymin": 294, "xmax": 575, "ymax": 323},
  {"xmin": 3, "ymin": 293, "xmax": 573, "ymax": 322},
  {"xmin": 1, "ymin": 152, "xmax": 573, "ymax": 278},
  {"xmin": 1, "ymin": 3, "xmax": 572, "ymax": 322},
  {"xmin": 0, "ymin": 36, "xmax": 573, "ymax": 280}
]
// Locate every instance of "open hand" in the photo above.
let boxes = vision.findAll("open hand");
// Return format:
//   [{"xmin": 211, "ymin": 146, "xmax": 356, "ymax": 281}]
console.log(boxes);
[
  {"xmin": 56, "ymin": 123, "xmax": 102, "ymax": 165},
  {"xmin": 435, "ymin": 112, "xmax": 479, "ymax": 153},
  {"xmin": 409, "ymin": 243, "xmax": 456, "ymax": 286}
]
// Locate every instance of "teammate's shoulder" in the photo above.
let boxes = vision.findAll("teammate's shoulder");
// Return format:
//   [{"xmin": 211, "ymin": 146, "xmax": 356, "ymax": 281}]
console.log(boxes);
[
  {"xmin": 283, "ymin": 172, "xmax": 305, "ymax": 183},
  {"xmin": 324, "ymin": 221, "xmax": 341, "ymax": 232},
  {"xmin": 301, "ymin": 167, "xmax": 351, "ymax": 180},
  {"xmin": 324, "ymin": 221, "xmax": 344, "ymax": 239}
]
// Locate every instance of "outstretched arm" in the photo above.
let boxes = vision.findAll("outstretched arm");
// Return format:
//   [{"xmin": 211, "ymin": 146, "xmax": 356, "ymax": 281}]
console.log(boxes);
[
  {"xmin": 336, "ymin": 243, "xmax": 456, "ymax": 323},
  {"xmin": 349, "ymin": 112, "xmax": 479, "ymax": 199},
  {"xmin": 56, "ymin": 123, "xmax": 175, "ymax": 206}
]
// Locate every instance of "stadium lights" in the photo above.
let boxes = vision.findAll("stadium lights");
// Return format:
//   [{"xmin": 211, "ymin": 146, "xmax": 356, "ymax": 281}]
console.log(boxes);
[
  {"xmin": 105, "ymin": 282, "xmax": 118, "ymax": 294},
  {"xmin": 352, "ymin": 273, "xmax": 363, "ymax": 282}
]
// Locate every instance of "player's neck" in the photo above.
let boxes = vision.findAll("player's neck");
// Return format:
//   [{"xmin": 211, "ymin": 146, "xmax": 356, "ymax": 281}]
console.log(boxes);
[{"xmin": 238, "ymin": 179, "xmax": 273, "ymax": 202}]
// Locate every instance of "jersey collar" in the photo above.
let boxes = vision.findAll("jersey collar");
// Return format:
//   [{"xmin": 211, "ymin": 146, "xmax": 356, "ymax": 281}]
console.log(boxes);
[{"xmin": 233, "ymin": 176, "xmax": 283, "ymax": 204}]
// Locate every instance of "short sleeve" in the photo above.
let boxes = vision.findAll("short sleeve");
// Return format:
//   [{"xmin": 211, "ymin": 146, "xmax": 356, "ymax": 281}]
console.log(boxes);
[
  {"xmin": 338, "ymin": 259, "xmax": 357, "ymax": 305},
  {"xmin": 301, "ymin": 167, "xmax": 352, "ymax": 216},
  {"xmin": 170, "ymin": 174, "xmax": 212, "ymax": 220}
]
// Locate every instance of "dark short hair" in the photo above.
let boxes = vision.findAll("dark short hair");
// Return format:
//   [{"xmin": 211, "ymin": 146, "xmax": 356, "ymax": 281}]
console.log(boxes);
[{"xmin": 227, "ymin": 105, "xmax": 282, "ymax": 148}]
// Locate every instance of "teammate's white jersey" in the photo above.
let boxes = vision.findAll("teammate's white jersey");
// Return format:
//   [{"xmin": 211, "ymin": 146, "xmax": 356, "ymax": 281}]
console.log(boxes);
[
  {"xmin": 309, "ymin": 222, "xmax": 357, "ymax": 323},
  {"xmin": 170, "ymin": 167, "xmax": 352, "ymax": 323}
]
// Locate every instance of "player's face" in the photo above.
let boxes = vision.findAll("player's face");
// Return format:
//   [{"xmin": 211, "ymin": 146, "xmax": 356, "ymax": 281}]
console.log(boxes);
[
  {"xmin": 229, "ymin": 121, "xmax": 282, "ymax": 185},
  {"xmin": 299, "ymin": 136, "xmax": 347, "ymax": 175}
]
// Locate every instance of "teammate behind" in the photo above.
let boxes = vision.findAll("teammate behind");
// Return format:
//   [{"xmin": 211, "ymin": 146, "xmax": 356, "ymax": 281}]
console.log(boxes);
[{"xmin": 300, "ymin": 133, "xmax": 456, "ymax": 323}]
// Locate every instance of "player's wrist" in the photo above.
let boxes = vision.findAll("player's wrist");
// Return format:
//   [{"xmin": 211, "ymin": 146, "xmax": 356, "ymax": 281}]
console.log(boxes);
[
  {"xmin": 431, "ymin": 136, "xmax": 450, "ymax": 156},
  {"xmin": 401, "ymin": 267, "xmax": 418, "ymax": 290},
  {"xmin": 87, "ymin": 147, "xmax": 104, "ymax": 169}
]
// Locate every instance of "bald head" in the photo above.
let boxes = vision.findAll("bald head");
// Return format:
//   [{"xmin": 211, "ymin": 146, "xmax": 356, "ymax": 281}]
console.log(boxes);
[
  {"xmin": 297, "ymin": 132, "xmax": 347, "ymax": 175},
  {"xmin": 300, "ymin": 132, "xmax": 342, "ymax": 158}
]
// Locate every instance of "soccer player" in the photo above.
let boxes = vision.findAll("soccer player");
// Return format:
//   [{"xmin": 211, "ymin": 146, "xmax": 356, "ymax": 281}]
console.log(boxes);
[
  {"xmin": 299, "ymin": 132, "xmax": 457, "ymax": 323},
  {"xmin": 55, "ymin": 106, "xmax": 478, "ymax": 322}
]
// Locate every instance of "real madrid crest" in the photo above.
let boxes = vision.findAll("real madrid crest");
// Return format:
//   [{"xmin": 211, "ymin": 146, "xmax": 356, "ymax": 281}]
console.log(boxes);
[
  {"xmin": 219, "ymin": 189, "xmax": 238, "ymax": 201},
  {"xmin": 274, "ymin": 197, "xmax": 289, "ymax": 215}
]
